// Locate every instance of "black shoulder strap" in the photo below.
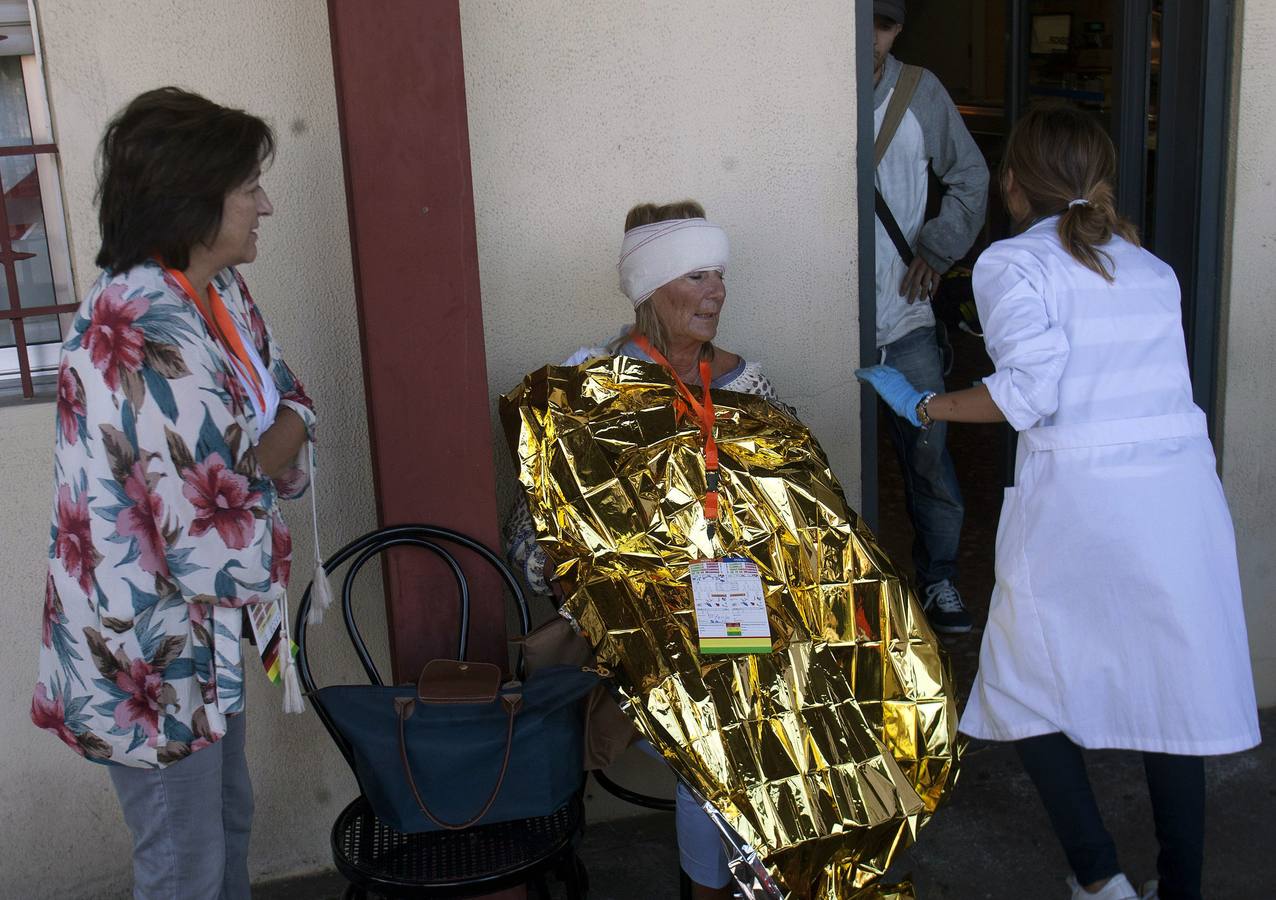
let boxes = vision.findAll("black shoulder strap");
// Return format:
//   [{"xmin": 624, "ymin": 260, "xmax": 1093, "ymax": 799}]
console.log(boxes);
[{"xmin": 875, "ymin": 189, "xmax": 915, "ymax": 267}]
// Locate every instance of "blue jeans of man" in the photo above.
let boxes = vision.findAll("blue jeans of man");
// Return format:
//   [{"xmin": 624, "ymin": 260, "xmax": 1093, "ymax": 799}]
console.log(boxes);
[
  {"xmin": 109, "ymin": 711, "xmax": 253, "ymax": 899},
  {"xmin": 880, "ymin": 324, "xmax": 964, "ymax": 586}
]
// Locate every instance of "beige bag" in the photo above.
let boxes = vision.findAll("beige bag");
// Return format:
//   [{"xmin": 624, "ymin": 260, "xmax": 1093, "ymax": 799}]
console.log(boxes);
[{"xmin": 515, "ymin": 616, "xmax": 639, "ymax": 771}]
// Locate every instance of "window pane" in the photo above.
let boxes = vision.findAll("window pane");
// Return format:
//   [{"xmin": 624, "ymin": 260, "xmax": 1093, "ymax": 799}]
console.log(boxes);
[
  {"xmin": 0, "ymin": 312, "xmax": 59, "ymax": 349},
  {"xmin": 0, "ymin": 55, "xmax": 32, "ymax": 146},
  {"xmin": 1, "ymin": 150, "xmax": 58, "ymax": 303},
  {"xmin": 0, "ymin": 57, "xmax": 63, "ymax": 352}
]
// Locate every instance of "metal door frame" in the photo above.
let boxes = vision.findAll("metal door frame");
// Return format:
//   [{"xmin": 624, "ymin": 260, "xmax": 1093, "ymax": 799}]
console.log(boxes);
[{"xmin": 857, "ymin": 1, "xmax": 1237, "ymax": 518}]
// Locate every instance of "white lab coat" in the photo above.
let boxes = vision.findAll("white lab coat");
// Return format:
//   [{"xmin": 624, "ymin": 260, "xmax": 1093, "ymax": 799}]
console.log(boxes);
[{"xmin": 959, "ymin": 218, "xmax": 1260, "ymax": 755}]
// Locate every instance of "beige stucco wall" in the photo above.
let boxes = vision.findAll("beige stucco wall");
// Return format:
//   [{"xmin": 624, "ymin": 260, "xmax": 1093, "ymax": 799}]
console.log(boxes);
[
  {"xmin": 461, "ymin": 0, "xmax": 862, "ymax": 506},
  {"xmin": 460, "ymin": 0, "xmax": 860, "ymax": 821},
  {"xmin": 0, "ymin": 2, "xmax": 376, "ymax": 897},
  {"xmin": 1221, "ymin": 0, "xmax": 1276, "ymax": 708}
]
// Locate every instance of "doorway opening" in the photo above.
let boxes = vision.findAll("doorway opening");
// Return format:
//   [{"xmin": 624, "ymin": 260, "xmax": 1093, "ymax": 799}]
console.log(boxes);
[{"xmin": 860, "ymin": 0, "xmax": 1232, "ymax": 689}]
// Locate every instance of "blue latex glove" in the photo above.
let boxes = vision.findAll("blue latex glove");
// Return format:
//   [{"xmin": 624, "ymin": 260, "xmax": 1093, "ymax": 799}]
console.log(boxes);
[{"xmin": 854, "ymin": 364, "xmax": 926, "ymax": 426}]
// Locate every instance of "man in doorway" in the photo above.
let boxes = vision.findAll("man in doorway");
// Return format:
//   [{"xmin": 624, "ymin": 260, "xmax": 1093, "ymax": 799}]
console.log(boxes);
[{"xmin": 871, "ymin": 0, "xmax": 988, "ymax": 633}]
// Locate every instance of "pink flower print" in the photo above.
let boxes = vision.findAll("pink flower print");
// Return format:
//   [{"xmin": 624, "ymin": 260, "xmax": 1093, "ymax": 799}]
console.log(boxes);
[
  {"xmin": 83, "ymin": 284, "xmax": 148, "ymax": 391},
  {"xmin": 42, "ymin": 573, "xmax": 61, "ymax": 648},
  {"xmin": 116, "ymin": 461, "xmax": 171, "ymax": 576},
  {"xmin": 271, "ymin": 518, "xmax": 292, "ymax": 586},
  {"xmin": 182, "ymin": 457, "xmax": 261, "ymax": 550},
  {"xmin": 30, "ymin": 683, "xmax": 81, "ymax": 754},
  {"xmin": 112, "ymin": 658, "xmax": 165, "ymax": 741},
  {"xmin": 271, "ymin": 465, "xmax": 307, "ymax": 498},
  {"xmin": 55, "ymin": 484, "xmax": 100, "ymax": 594},
  {"xmin": 55, "ymin": 362, "xmax": 84, "ymax": 445},
  {"xmin": 215, "ymin": 366, "xmax": 248, "ymax": 412}
]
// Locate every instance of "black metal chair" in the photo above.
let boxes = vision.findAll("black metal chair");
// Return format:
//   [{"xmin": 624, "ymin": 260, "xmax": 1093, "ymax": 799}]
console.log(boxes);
[{"xmin": 296, "ymin": 524, "xmax": 587, "ymax": 899}]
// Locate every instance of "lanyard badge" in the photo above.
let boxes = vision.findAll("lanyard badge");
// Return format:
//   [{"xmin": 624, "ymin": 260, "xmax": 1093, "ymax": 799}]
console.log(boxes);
[
  {"xmin": 631, "ymin": 335, "xmax": 771, "ymax": 655},
  {"xmin": 632, "ymin": 334, "xmax": 720, "ymax": 540}
]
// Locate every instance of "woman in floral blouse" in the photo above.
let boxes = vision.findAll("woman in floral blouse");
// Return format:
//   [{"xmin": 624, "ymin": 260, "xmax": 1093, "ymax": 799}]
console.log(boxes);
[{"xmin": 31, "ymin": 88, "xmax": 315, "ymax": 899}]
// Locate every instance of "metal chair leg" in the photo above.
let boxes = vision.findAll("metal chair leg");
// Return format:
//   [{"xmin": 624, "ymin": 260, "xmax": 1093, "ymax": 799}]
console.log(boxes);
[
  {"xmin": 564, "ymin": 852, "xmax": 588, "ymax": 899},
  {"xmin": 530, "ymin": 872, "xmax": 553, "ymax": 899}
]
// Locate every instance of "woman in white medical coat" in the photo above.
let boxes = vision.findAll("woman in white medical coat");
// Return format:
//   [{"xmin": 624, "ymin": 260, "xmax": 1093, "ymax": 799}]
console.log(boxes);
[{"xmin": 858, "ymin": 104, "xmax": 1259, "ymax": 900}]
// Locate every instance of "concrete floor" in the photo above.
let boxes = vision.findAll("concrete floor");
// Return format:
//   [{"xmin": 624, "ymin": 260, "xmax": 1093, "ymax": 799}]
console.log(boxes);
[{"xmin": 258, "ymin": 709, "xmax": 1273, "ymax": 899}]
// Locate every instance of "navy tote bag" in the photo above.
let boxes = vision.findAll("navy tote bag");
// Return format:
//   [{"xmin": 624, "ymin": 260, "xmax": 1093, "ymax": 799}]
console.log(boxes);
[{"xmin": 318, "ymin": 659, "xmax": 601, "ymax": 833}]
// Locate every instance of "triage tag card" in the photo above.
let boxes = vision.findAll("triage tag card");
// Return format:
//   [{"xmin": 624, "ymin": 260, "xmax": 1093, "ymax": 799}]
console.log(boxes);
[
  {"xmin": 246, "ymin": 600, "xmax": 295, "ymax": 684},
  {"xmin": 689, "ymin": 557, "xmax": 772, "ymax": 655}
]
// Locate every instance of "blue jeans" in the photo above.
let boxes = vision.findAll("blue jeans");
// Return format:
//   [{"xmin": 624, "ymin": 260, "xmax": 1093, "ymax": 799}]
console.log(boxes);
[
  {"xmin": 880, "ymin": 325, "xmax": 964, "ymax": 586},
  {"xmin": 637, "ymin": 740, "xmax": 731, "ymax": 888},
  {"xmin": 109, "ymin": 712, "xmax": 253, "ymax": 899}
]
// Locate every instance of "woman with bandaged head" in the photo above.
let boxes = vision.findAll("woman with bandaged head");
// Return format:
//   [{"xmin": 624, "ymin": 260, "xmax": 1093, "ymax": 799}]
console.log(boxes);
[{"xmin": 505, "ymin": 199, "xmax": 782, "ymax": 899}]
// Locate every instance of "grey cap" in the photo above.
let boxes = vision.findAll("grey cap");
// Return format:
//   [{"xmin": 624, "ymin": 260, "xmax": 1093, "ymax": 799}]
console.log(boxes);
[{"xmin": 874, "ymin": 0, "xmax": 906, "ymax": 24}]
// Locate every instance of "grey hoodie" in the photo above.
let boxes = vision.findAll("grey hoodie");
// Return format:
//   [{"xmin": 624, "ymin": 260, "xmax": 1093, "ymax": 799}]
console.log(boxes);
[{"xmin": 873, "ymin": 54, "xmax": 988, "ymax": 347}]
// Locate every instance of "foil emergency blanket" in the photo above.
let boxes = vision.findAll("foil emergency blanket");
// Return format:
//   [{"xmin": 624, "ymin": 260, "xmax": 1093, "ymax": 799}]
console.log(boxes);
[{"xmin": 501, "ymin": 356, "xmax": 959, "ymax": 897}]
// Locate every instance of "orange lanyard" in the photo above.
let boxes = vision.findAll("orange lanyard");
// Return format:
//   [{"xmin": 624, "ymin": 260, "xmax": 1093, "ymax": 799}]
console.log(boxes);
[
  {"xmin": 166, "ymin": 268, "xmax": 266, "ymax": 410},
  {"xmin": 632, "ymin": 334, "xmax": 720, "ymax": 537}
]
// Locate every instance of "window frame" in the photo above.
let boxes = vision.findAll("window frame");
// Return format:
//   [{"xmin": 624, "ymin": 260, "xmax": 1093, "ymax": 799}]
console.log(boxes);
[{"xmin": 0, "ymin": 1, "xmax": 78, "ymax": 399}]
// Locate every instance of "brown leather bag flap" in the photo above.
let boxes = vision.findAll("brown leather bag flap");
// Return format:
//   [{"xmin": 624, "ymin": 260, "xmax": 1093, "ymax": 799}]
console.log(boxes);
[
  {"xmin": 514, "ymin": 615, "xmax": 594, "ymax": 670},
  {"xmin": 416, "ymin": 659, "xmax": 502, "ymax": 704}
]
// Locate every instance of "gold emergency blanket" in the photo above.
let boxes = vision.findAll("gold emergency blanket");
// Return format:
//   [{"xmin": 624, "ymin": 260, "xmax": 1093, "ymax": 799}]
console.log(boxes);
[{"xmin": 501, "ymin": 356, "xmax": 959, "ymax": 897}]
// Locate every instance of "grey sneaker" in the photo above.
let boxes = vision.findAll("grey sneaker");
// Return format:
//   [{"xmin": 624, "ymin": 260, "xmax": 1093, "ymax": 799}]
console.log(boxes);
[{"xmin": 922, "ymin": 579, "xmax": 972, "ymax": 634}]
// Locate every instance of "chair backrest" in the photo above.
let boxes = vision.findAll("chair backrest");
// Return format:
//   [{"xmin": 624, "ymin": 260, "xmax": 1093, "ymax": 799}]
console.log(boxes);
[{"xmin": 295, "ymin": 524, "xmax": 531, "ymax": 770}]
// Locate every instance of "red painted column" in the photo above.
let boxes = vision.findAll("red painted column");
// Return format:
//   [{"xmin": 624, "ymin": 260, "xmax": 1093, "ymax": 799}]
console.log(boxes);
[{"xmin": 327, "ymin": 1, "xmax": 507, "ymax": 681}]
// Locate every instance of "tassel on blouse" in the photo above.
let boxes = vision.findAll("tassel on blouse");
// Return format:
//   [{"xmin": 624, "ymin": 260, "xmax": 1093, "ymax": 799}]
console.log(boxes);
[
  {"xmin": 306, "ymin": 445, "xmax": 335, "ymax": 624},
  {"xmin": 277, "ymin": 589, "xmax": 306, "ymax": 715}
]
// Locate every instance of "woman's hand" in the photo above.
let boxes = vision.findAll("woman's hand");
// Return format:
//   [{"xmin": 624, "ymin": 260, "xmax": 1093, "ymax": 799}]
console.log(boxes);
[
  {"xmin": 254, "ymin": 406, "xmax": 309, "ymax": 478},
  {"xmin": 855, "ymin": 364, "xmax": 926, "ymax": 426}
]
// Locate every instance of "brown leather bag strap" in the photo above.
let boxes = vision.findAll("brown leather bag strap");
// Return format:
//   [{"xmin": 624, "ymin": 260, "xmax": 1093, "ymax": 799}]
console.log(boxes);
[
  {"xmin": 874, "ymin": 64, "xmax": 923, "ymax": 167},
  {"xmin": 395, "ymin": 692, "xmax": 523, "ymax": 831}
]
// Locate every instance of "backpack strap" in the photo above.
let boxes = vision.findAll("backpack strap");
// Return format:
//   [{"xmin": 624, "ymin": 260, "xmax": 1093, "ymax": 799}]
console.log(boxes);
[
  {"xmin": 874, "ymin": 64, "xmax": 924, "ymax": 267},
  {"xmin": 874, "ymin": 64, "xmax": 923, "ymax": 166}
]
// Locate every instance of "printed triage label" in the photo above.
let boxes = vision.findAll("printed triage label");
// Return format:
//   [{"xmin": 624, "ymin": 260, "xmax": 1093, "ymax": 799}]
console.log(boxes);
[{"xmin": 689, "ymin": 557, "xmax": 772, "ymax": 655}]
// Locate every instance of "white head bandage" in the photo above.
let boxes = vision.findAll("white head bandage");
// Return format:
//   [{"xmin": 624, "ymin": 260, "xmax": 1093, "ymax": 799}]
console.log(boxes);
[{"xmin": 618, "ymin": 218, "xmax": 729, "ymax": 307}]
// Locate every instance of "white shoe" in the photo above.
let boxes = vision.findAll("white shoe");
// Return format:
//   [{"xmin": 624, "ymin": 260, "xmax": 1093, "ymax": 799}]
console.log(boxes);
[
  {"xmin": 1138, "ymin": 880, "xmax": 1159, "ymax": 900},
  {"xmin": 1066, "ymin": 873, "xmax": 1139, "ymax": 900}
]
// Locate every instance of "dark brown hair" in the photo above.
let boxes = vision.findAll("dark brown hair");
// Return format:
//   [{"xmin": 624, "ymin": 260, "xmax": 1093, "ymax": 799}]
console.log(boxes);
[
  {"xmin": 95, "ymin": 87, "xmax": 275, "ymax": 273},
  {"xmin": 620, "ymin": 200, "xmax": 716, "ymax": 362},
  {"xmin": 1001, "ymin": 103, "xmax": 1139, "ymax": 282}
]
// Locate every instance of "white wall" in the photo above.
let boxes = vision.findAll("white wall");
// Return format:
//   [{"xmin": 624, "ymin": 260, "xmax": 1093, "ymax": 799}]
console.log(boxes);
[
  {"xmin": 1221, "ymin": 0, "xmax": 1276, "ymax": 707},
  {"xmin": 1, "ymin": 2, "xmax": 378, "ymax": 897},
  {"xmin": 460, "ymin": 0, "xmax": 863, "ymax": 516}
]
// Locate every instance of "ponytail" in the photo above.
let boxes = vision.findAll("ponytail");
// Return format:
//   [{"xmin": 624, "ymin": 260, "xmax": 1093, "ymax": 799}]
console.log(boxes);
[{"xmin": 1003, "ymin": 104, "xmax": 1140, "ymax": 283}]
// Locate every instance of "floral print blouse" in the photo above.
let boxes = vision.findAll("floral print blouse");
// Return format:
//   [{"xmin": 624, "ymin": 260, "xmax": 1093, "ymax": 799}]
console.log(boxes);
[{"xmin": 32, "ymin": 262, "xmax": 315, "ymax": 768}]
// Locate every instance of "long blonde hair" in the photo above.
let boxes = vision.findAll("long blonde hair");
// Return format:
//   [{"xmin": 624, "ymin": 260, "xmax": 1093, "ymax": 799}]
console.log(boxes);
[
  {"xmin": 1002, "ymin": 104, "xmax": 1139, "ymax": 282},
  {"xmin": 615, "ymin": 200, "xmax": 716, "ymax": 361}
]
